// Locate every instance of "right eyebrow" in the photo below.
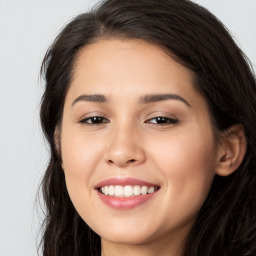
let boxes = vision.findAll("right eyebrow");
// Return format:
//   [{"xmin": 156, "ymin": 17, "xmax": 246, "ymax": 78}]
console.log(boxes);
[{"xmin": 72, "ymin": 94, "xmax": 107, "ymax": 106}]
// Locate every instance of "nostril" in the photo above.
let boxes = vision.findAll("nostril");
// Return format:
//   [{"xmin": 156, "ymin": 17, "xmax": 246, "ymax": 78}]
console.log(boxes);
[{"xmin": 107, "ymin": 159, "xmax": 136, "ymax": 166}]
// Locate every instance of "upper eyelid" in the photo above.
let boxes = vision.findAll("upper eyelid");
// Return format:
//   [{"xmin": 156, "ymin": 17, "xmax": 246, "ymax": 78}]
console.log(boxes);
[
  {"xmin": 145, "ymin": 111, "xmax": 178, "ymax": 119},
  {"xmin": 79, "ymin": 111, "xmax": 108, "ymax": 119},
  {"xmin": 145, "ymin": 116, "xmax": 178, "ymax": 122},
  {"xmin": 145, "ymin": 114, "xmax": 177, "ymax": 119},
  {"xmin": 79, "ymin": 116, "xmax": 109, "ymax": 123}
]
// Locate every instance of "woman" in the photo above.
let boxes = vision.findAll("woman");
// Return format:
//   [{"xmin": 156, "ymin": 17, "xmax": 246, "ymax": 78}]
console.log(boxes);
[{"xmin": 39, "ymin": 0, "xmax": 256, "ymax": 255}]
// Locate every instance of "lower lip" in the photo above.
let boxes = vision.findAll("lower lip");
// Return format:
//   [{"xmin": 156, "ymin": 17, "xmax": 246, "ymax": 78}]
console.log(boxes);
[{"xmin": 97, "ymin": 190, "xmax": 158, "ymax": 210}]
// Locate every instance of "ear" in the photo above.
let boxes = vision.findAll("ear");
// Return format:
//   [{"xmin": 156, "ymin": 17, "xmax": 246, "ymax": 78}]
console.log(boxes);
[{"xmin": 216, "ymin": 124, "xmax": 247, "ymax": 176}]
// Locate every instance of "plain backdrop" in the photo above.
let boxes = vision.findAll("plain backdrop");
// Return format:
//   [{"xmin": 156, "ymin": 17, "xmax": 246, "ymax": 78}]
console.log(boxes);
[{"xmin": 0, "ymin": 1, "xmax": 255, "ymax": 255}]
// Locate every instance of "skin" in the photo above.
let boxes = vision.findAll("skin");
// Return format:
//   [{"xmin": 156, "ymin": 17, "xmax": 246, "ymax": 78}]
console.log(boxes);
[{"xmin": 59, "ymin": 39, "xmax": 242, "ymax": 256}]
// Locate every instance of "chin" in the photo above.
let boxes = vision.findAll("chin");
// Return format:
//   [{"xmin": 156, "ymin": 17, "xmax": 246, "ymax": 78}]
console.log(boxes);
[
  {"xmin": 97, "ymin": 221, "xmax": 168, "ymax": 246},
  {"xmin": 100, "ymin": 230, "xmax": 154, "ymax": 245}
]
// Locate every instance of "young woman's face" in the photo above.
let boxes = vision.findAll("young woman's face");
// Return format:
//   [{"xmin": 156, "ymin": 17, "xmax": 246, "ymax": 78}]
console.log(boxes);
[{"xmin": 61, "ymin": 39, "xmax": 220, "ymax": 248}]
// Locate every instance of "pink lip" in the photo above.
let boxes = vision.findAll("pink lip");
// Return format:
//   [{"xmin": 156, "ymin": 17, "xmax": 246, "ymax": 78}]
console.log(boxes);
[
  {"xmin": 95, "ymin": 177, "xmax": 158, "ymax": 188},
  {"xmin": 95, "ymin": 177, "xmax": 160, "ymax": 210}
]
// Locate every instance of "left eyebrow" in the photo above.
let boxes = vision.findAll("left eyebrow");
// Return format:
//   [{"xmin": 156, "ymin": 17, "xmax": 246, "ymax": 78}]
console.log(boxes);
[{"xmin": 139, "ymin": 94, "xmax": 191, "ymax": 107}]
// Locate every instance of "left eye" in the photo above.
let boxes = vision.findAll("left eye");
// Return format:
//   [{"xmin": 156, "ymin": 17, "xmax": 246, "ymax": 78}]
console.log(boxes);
[
  {"xmin": 145, "ymin": 116, "xmax": 178, "ymax": 125},
  {"xmin": 79, "ymin": 116, "xmax": 109, "ymax": 125}
]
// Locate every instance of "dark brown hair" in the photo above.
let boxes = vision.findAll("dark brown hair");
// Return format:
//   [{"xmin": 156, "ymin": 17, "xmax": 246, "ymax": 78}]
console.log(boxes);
[{"xmin": 40, "ymin": 0, "xmax": 256, "ymax": 255}]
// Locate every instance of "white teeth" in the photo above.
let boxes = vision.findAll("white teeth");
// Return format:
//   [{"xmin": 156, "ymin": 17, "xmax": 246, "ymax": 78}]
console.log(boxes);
[
  {"xmin": 115, "ymin": 186, "xmax": 123, "ymax": 197},
  {"xmin": 104, "ymin": 186, "xmax": 109, "ymax": 195},
  {"xmin": 100, "ymin": 185, "xmax": 158, "ymax": 197},
  {"xmin": 148, "ymin": 186, "xmax": 154, "ymax": 194},
  {"xmin": 124, "ymin": 185, "xmax": 133, "ymax": 197},
  {"xmin": 134, "ymin": 185, "xmax": 140, "ymax": 195},
  {"xmin": 141, "ymin": 186, "xmax": 147, "ymax": 195},
  {"xmin": 109, "ymin": 185, "xmax": 115, "ymax": 196}
]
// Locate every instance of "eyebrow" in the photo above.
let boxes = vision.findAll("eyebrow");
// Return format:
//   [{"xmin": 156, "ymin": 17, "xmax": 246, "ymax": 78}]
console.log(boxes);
[
  {"xmin": 72, "ymin": 94, "xmax": 107, "ymax": 105},
  {"xmin": 72, "ymin": 93, "xmax": 191, "ymax": 107},
  {"xmin": 139, "ymin": 94, "xmax": 191, "ymax": 107}
]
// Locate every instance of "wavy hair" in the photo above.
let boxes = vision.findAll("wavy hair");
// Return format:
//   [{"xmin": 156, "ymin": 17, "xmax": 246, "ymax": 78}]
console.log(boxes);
[{"xmin": 39, "ymin": 0, "xmax": 256, "ymax": 255}]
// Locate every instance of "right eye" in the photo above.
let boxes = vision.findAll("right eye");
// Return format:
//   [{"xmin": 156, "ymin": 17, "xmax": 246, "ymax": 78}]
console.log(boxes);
[{"xmin": 79, "ymin": 116, "xmax": 110, "ymax": 125}]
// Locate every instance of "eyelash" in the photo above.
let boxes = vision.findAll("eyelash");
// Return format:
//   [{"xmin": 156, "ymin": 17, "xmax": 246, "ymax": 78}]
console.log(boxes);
[
  {"xmin": 145, "ymin": 116, "xmax": 178, "ymax": 125},
  {"xmin": 80, "ymin": 116, "xmax": 178, "ymax": 126},
  {"xmin": 79, "ymin": 116, "xmax": 110, "ymax": 125}
]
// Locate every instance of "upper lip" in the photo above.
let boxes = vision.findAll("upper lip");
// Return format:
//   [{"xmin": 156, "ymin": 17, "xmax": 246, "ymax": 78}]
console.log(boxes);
[{"xmin": 94, "ymin": 177, "xmax": 160, "ymax": 189}]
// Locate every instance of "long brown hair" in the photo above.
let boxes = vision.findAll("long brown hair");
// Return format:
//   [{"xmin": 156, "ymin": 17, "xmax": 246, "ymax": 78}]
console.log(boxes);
[{"xmin": 40, "ymin": 0, "xmax": 256, "ymax": 255}]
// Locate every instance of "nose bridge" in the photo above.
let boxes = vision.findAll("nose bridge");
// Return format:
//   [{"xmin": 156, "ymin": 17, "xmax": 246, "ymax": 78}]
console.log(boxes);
[{"xmin": 105, "ymin": 119, "xmax": 145, "ymax": 167}]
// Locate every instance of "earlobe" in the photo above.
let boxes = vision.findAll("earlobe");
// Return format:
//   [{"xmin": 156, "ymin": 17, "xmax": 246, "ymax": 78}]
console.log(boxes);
[{"xmin": 216, "ymin": 124, "xmax": 247, "ymax": 176}]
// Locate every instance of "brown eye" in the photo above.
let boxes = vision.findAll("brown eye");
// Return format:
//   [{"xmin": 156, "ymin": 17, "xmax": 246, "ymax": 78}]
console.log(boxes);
[
  {"xmin": 145, "ymin": 116, "xmax": 178, "ymax": 125},
  {"xmin": 80, "ymin": 116, "xmax": 110, "ymax": 125}
]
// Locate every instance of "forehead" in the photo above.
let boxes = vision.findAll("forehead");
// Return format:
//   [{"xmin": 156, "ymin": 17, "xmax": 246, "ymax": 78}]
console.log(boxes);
[
  {"xmin": 72, "ymin": 40, "xmax": 192, "ymax": 89},
  {"xmin": 75, "ymin": 39, "xmax": 192, "ymax": 77},
  {"xmin": 66, "ymin": 39, "xmax": 207, "ymax": 111}
]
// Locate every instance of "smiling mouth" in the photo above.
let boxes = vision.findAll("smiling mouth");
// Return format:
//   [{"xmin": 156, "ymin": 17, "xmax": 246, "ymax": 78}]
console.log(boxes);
[{"xmin": 98, "ymin": 185, "xmax": 159, "ymax": 197}]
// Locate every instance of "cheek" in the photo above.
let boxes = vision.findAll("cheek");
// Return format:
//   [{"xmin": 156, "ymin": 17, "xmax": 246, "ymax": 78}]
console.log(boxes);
[
  {"xmin": 149, "ymin": 129, "xmax": 217, "ymax": 212},
  {"xmin": 60, "ymin": 130, "xmax": 103, "ymax": 212},
  {"xmin": 61, "ymin": 129, "xmax": 103, "ymax": 176}
]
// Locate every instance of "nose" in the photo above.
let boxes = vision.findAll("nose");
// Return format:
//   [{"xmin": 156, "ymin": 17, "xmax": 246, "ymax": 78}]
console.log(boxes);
[{"xmin": 104, "ymin": 125, "xmax": 146, "ymax": 168}]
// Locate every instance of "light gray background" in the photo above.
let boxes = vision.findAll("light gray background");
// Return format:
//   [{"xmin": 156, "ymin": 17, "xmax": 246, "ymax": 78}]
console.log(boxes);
[{"xmin": 0, "ymin": 1, "xmax": 255, "ymax": 255}]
